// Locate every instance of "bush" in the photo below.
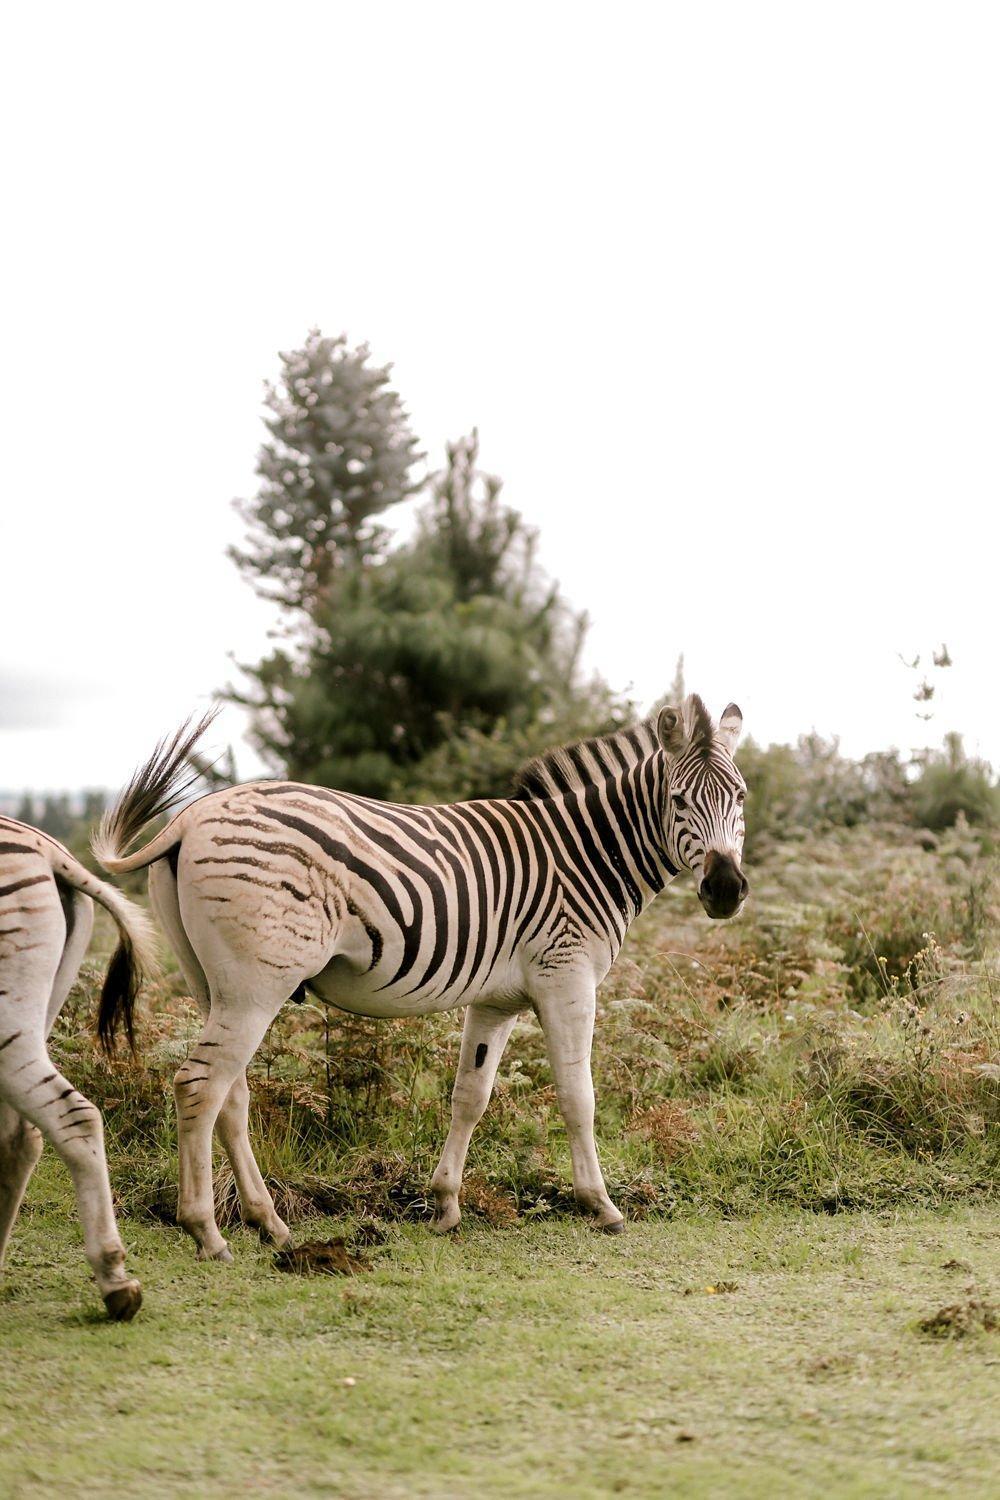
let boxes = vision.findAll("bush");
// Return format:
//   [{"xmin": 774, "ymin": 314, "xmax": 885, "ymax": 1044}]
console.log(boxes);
[
  {"xmin": 911, "ymin": 734, "xmax": 1000, "ymax": 834},
  {"xmin": 739, "ymin": 732, "xmax": 998, "ymax": 858}
]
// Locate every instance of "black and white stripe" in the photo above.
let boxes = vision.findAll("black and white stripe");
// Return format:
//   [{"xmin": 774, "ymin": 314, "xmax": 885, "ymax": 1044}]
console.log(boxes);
[
  {"xmin": 0, "ymin": 815, "xmax": 154, "ymax": 1318},
  {"xmin": 93, "ymin": 693, "xmax": 747, "ymax": 1254}
]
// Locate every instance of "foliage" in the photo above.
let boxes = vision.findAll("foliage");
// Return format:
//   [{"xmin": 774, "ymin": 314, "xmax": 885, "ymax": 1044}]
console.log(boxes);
[
  {"xmin": 229, "ymin": 329, "xmax": 423, "ymax": 613},
  {"xmin": 911, "ymin": 733, "xmax": 1000, "ymax": 833},
  {"xmin": 231, "ymin": 425, "xmax": 623, "ymax": 798},
  {"xmin": 739, "ymin": 732, "xmax": 998, "ymax": 858}
]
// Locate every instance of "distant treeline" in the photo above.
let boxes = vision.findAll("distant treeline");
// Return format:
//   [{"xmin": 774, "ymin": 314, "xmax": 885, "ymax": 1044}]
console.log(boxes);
[
  {"xmin": 10, "ymin": 790, "xmax": 106, "ymax": 843},
  {"xmin": 739, "ymin": 730, "xmax": 997, "ymax": 857}
]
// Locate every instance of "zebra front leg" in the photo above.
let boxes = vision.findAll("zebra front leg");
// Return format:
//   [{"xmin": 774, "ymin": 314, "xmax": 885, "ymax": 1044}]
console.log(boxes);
[
  {"xmin": 533, "ymin": 979, "xmax": 624, "ymax": 1232},
  {"xmin": 430, "ymin": 1001, "xmax": 525, "ymax": 1233},
  {"xmin": 174, "ymin": 990, "xmax": 285, "ymax": 1262}
]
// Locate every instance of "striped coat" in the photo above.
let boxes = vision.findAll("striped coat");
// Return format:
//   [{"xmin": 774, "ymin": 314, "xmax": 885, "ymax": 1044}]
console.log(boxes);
[
  {"xmin": 95, "ymin": 694, "xmax": 747, "ymax": 1258},
  {"xmin": 0, "ymin": 815, "xmax": 154, "ymax": 1318}
]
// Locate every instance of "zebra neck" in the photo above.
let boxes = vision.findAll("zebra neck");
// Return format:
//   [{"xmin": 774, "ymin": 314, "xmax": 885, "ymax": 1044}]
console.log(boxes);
[{"xmin": 520, "ymin": 755, "xmax": 676, "ymax": 943}]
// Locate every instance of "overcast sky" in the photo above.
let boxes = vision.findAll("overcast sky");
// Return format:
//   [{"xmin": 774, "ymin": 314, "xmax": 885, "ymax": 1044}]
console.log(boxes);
[{"xmin": 2, "ymin": 3, "xmax": 997, "ymax": 791}]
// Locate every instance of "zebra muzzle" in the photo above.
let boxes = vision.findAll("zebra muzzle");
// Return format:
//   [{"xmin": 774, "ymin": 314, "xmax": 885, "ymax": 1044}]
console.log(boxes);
[{"xmin": 698, "ymin": 851, "xmax": 748, "ymax": 919}]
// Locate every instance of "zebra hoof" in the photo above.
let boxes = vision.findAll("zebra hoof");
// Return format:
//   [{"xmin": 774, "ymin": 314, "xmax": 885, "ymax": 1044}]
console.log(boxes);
[
  {"xmin": 256, "ymin": 1221, "xmax": 292, "ymax": 1248},
  {"xmin": 600, "ymin": 1219, "xmax": 626, "ymax": 1235},
  {"xmin": 103, "ymin": 1281, "xmax": 143, "ymax": 1322},
  {"xmin": 197, "ymin": 1243, "xmax": 234, "ymax": 1264},
  {"xmin": 431, "ymin": 1202, "xmax": 461, "ymax": 1234}
]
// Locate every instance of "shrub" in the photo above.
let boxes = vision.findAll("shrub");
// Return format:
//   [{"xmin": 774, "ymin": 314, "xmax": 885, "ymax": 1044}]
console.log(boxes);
[{"xmin": 911, "ymin": 734, "xmax": 1000, "ymax": 834}]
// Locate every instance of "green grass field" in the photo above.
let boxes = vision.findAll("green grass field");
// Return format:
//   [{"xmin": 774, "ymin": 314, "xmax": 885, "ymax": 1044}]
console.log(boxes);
[{"xmin": 2, "ymin": 1162, "xmax": 998, "ymax": 1499}]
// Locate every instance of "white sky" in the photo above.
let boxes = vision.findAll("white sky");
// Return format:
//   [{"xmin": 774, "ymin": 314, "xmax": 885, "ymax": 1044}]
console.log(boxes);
[{"xmin": 1, "ymin": 3, "xmax": 998, "ymax": 791}]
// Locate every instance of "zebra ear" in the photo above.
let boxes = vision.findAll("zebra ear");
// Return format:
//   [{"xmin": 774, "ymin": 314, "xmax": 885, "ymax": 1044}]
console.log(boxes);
[
  {"xmin": 717, "ymin": 702, "xmax": 743, "ymax": 754},
  {"xmin": 656, "ymin": 705, "xmax": 688, "ymax": 755}
]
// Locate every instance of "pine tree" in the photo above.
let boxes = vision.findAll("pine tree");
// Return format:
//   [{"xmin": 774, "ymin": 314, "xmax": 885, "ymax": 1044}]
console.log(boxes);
[
  {"xmin": 232, "ymin": 431, "xmax": 622, "ymax": 798},
  {"xmin": 229, "ymin": 330, "xmax": 423, "ymax": 613}
]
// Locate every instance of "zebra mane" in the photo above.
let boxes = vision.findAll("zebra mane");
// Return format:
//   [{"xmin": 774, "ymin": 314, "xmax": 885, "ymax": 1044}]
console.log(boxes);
[
  {"xmin": 511, "ymin": 694, "xmax": 718, "ymax": 801},
  {"xmin": 511, "ymin": 717, "xmax": 660, "ymax": 800}
]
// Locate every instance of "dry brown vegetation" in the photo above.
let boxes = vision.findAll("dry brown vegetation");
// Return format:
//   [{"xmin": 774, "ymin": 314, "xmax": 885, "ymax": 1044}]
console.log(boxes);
[{"xmin": 48, "ymin": 819, "xmax": 998, "ymax": 1231}]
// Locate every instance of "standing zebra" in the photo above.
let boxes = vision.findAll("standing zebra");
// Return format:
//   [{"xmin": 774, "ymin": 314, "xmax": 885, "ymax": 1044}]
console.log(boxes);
[
  {"xmin": 0, "ymin": 816, "xmax": 155, "ymax": 1319},
  {"xmin": 93, "ymin": 695, "xmax": 747, "ymax": 1259}
]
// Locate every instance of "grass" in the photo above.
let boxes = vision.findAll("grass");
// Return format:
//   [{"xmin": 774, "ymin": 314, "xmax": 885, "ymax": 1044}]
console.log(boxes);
[{"xmin": 2, "ymin": 1161, "xmax": 999, "ymax": 1498}]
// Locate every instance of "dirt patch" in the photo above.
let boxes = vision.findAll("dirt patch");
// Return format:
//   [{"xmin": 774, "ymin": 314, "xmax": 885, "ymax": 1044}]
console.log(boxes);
[
  {"xmin": 919, "ymin": 1297, "xmax": 999, "ymax": 1338},
  {"xmin": 461, "ymin": 1173, "xmax": 519, "ymax": 1227},
  {"xmin": 274, "ymin": 1239, "xmax": 370, "ymax": 1276}
]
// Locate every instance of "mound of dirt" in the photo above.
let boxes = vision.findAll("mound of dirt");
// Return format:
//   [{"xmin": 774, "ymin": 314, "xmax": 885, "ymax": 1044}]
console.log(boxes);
[
  {"xmin": 919, "ymin": 1297, "xmax": 998, "ymax": 1338},
  {"xmin": 274, "ymin": 1239, "xmax": 370, "ymax": 1276}
]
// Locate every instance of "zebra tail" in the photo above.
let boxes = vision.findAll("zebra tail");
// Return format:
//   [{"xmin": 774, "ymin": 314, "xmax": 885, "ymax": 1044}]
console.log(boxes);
[
  {"xmin": 91, "ymin": 710, "xmax": 219, "ymax": 874},
  {"xmin": 48, "ymin": 847, "xmax": 161, "ymax": 1055},
  {"xmin": 97, "ymin": 928, "xmax": 144, "ymax": 1055},
  {"xmin": 96, "ymin": 886, "xmax": 161, "ymax": 1054}
]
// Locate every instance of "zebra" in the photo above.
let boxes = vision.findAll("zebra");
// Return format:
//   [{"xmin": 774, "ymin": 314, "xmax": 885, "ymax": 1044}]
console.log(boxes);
[
  {"xmin": 0, "ymin": 815, "xmax": 156, "ymax": 1319},
  {"xmin": 92, "ymin": 694, "xmax": 748, "ymax": 1259}
]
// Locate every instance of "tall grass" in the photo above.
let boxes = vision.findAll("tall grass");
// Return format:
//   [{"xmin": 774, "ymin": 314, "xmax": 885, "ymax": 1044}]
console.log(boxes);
[{"xmin": 50, "ymin": 820, "xmax": 998, "ymax": 1227}]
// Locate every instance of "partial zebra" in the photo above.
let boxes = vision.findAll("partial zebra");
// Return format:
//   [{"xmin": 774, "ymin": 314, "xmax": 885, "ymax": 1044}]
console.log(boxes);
[
  {"xmin": 93, "ymin": 695, "xmax": 747, "ymax": 1258},
  {"xmin": 0, "ymin": 816, "xmax": 156, "ymax": 1319}
]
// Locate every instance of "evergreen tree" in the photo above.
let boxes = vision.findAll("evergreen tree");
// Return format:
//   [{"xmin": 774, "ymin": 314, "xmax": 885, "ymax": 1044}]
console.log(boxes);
[
  {"xmin": 229, "ymin": 330, "xmax": 423, "ymax": 613},
  {"xmin": 232, "ymin": 431, "xmax": 622, "ymax": 798}
]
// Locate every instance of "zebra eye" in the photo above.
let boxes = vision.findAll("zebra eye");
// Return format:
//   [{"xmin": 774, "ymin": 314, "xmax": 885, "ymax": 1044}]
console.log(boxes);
[
  {"xmin": 672, "ymin": 792, "xmax": 688, "ymax": 811},
  {"xmin": 736, "ymin": 789, "xmax": 746, "ymax": 804}
]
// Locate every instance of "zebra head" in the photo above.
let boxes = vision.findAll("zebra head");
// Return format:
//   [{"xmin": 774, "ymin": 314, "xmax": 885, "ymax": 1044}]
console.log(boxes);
[{"xmin": 657, "ymin": 696, "xmax": 749, "ymax": 919}]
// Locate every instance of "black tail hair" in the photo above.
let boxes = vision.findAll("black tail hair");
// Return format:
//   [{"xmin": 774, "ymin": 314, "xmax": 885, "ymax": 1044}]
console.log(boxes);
[
  {"xmin": 97, "ymin": 708, "xmax": 220, "ymax": 861},
  {"xmin": 98, "ymin": 935, "xmax": 141, "ymax": 1055}
]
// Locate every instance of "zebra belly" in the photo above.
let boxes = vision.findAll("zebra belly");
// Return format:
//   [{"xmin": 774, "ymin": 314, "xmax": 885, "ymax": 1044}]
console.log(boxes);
[{"xmin": 307, "ymin": 953, "xmax": 523, "ymax": 1020}]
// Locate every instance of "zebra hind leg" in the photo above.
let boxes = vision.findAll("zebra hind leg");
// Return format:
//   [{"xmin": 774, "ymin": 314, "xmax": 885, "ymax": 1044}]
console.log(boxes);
[
  {"xmin": 149, "ymin": 863, "xmax": 289, "ymax": 1248},
  {"xmin": 1, "ymin": 886, "xmax": 141, "ymax": 1319},
  {"xmin": 430, "ymin": 1000, "xmax": 525, "ymax": 1233},
  {"xmin": 0, "ymin": 1101, "xmax": 43, "ymax": 1268},
  {"xmin": 0, "ymin": 1033, "xmax": 142, "ymax": 1318},
  {"xmin": 214, "ymin": 1071, "xmax": 290, "ymax": 1246},
  {"xmin": 172, "ymin": 981, "xmax": 289, "ymax": 1262}
]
